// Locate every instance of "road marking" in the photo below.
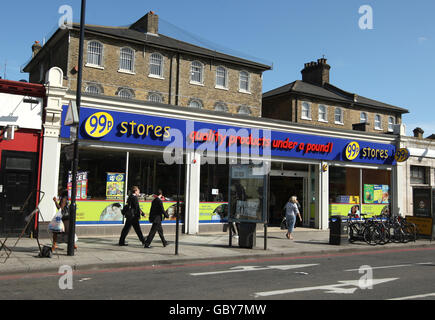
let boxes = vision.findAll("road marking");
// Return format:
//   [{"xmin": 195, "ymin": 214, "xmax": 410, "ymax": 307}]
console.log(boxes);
[
  {"xmin": 190, "ymin": 264, "xmax": 318, "ymax": 276},
  {"xmin": 254, "ymin": 278, "xmax": 398, "ymax": 297},
  {"xmin": 389, "ymin": 293, "xmax": 435, "ymax": 300},
  {"xmin": 345, "ymin": 262, "xmax": 433, "ymax": 272}
]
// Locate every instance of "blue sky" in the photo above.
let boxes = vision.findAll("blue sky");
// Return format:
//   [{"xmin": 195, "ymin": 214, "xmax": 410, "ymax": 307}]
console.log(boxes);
[{"xmin": 1, "ymin": 0, "xmax": 434, "ymax": 136}]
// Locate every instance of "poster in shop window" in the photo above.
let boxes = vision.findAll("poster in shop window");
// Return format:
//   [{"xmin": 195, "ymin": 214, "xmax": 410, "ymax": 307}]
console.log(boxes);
[
  {"xmin": 106, "ymin": 173, "xmax": 125, "ymax": 201},
  {"xmin": 363, "ymin": 184, "xmax": 389, "ymax": 204},
  {"xmin": 68, "ymin": 171, "xmax": 88, "ymax": 200}
]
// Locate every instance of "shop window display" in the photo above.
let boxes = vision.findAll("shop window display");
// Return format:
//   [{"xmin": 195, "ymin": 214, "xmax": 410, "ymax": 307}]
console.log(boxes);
[
  {"xmin": 199, "ymin": 164, "xmax": 229, "ymax": 222},
  {"xmin": 329, "ymin": 167, "xmax": 391, "ymax": 217},
  {"xmin": 58, "ymin": 148, "xmax": 185, "ymax": 224}
]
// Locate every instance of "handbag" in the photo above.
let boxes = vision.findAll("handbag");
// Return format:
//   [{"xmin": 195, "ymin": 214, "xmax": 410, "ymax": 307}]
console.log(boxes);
[
  {"xmin": 48, "ymin": 209, "xmax": 65, "ymax": 233},
  {"xmin": 280, "ymin": 217, "xmax": 287, "ymax": 230}
]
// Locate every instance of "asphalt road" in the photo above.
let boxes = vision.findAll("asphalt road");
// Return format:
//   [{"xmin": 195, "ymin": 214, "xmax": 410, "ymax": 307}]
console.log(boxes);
[{"xmin": 1, "ymin": 247, "xmax": 435, "ymax": 303}]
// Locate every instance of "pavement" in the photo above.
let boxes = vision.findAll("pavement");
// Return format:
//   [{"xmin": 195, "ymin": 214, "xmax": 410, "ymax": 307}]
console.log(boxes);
[{"xmin": 0, "ymin": 227, "xmax": 434, "ymax": 276}]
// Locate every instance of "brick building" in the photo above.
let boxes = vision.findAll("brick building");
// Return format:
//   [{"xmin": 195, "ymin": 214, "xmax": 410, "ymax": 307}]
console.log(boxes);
[
  {"xmin": 262, "ymin": 58, "xmax": 409, "ymax": 133},
  {"xmin": 23, "ymin": 11, "xmax": 271, "ymax": 117}
]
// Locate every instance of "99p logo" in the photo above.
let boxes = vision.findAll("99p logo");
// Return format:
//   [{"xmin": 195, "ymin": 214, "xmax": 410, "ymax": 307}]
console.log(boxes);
[
  {"xmin": 84, "ymin": 112, "xmax": 114, "ymax": 138},
  {"xmin": 344, "ymin": 141, "xmax": 360, "ymax": 160},
  {"xmin": 394, "ymin": 148, "xmax": 410, "ymax": 162}
]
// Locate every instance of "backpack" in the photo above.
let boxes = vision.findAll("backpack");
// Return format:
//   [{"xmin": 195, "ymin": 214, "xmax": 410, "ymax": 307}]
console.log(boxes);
[{"xmin": 121, "ymin": 200, "xmax": 135, "ymax": 219}]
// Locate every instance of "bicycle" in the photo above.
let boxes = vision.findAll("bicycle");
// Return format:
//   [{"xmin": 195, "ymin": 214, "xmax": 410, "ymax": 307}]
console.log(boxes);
[{"xmin": 348, "ymin": 214, "xmax": 382, "ymax": 246}]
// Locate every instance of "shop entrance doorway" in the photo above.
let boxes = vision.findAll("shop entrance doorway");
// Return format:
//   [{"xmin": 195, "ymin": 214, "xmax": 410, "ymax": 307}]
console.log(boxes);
[{"xmin": 269, "ymin": 173, "xmax": 306, "ymax": 227}]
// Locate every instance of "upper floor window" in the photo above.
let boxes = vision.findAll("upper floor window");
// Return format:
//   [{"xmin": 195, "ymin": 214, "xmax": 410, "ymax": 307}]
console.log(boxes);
[
  {"xmin": 85, "ymin": 84, "xmax": 101, "ymax": 95},
  {"xmin": 149, "ymin": 53, "xmax": 163, "ymax": 78},
  {"xmin": 410, "ymin": 166, "xmax": 428, "ymax": 184},
  {"xmin": 214, "ymin": 102, "xmax": 228, "ymax": 112},
  {"xmin": 238, "ymin": 105, "xmax": 251, "ymax": 115},
  {"xmin": 388, "ymin": 116, "xmax": 395, "ymax": 132},
  {"xmin": 239, "ymin": 71, "xmax": 250, "ymax": 92},
  {"xmin": 87, "ymin": 41, "xmax": 103, "ymax": 67},
  {"xmin": 148, "ymin": 92, "xmax": 163, "ymax": 103},
  {"xmin": 119, "ymin": 47, "xmax": 134, "ymax": 72},
  {"xmin": 334, "ymin": 107, "xmax": 343, "ymax": 124},
  {"xmin": 216, "ymin": 66, "xmax": 228, "ymax": 89},
  {"xmin": 301, "ymin": 102, "xmax": 311, "ymax": 120},
  {"xmin": 190, "ymin": 61, "xmax": 204, "ymax": 84},
  {"xmin": 117, "ymin": 88, "xmax": 134, "ymax": 99},
  {"xmin": 318, "ymin": 104, "xmax": 327, "ymax": 122},
  {"xmin": 374, "ymin": 114, "xmax": 382, "ymax": 130},
  {"xmin": 189, "ymin": 99, "xmax": 203, "ymax": 109},
  {"xmin": 360, "ymin": 112, "xmax": 368, "ymax": 123}
]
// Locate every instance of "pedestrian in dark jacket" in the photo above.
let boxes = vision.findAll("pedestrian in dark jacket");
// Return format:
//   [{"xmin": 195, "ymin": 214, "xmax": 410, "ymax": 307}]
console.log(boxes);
[
  {"xmin": 144, "ymin": 189, "xmax": 169, "ymax": 248},
  {"xmin": 119, "ymin": 186, "xmax": 146, "ymax": 246}
]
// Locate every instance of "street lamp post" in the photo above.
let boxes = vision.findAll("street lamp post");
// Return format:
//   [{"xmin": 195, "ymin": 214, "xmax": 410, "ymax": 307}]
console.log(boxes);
[{"xmin": 67, "ymin": 0, "xmax": 86, "ymax": 256}]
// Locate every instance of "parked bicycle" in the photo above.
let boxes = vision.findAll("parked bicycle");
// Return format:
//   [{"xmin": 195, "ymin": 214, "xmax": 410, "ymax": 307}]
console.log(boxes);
[{"xmin": 348, "ymin": 214, "xmax": 383, "ymax": 246}]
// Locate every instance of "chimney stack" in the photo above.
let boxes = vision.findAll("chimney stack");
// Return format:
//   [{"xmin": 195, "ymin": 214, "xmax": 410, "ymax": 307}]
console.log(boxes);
[
  {"xmin": 129, "ymin": 11, "xmax": 159, "ymax": 35},
  {"xmin": 413, "ymin": 127, "xmax": 424, "ymax": 139},
  {"xmin": 32, "ymin": 41, "xmax": 42, "ymax": 57},
  {"xmin": 301, "ymin": 58, "xmax": 331, "ymax": 86}
]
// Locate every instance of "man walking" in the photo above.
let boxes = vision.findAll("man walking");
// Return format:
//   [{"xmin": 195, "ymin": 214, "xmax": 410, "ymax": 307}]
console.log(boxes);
[
  {"xmin": 119, "ymin": 186, "xmax": 146, "ymax": 246},
  {"xmin": 144, "ymin": 189, "xmax": 169, "ymax": 248}
]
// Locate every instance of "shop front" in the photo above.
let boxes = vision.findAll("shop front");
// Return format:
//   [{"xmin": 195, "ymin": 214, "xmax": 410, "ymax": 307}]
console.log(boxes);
[{"xmin": 37, "ymin": 94, "xmax": 400, "ymax": 235}]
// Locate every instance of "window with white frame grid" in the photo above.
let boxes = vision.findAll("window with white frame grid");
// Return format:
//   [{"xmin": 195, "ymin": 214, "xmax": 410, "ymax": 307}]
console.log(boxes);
[
  {"xmin": 301, "ymin": 102, "xmax": 311, "ymax": 119},
  {"xmin": 148, "ymin": 92, "xmax": 163, "ymax": 103},
  {"xmin": 374, "ymin": 114, "xmax": 382, "ymax": 129},
  {"xmin": 189, "ymin": 100, "xmax": 203, "ymax": 108},
  {"xmin": 388, "ymin": 116, "xmax": 395, "ymax": 131},
  {"xmin": 85, "ymin": 85, "xmax": 101, "ymax": 95},
  {"xmin": 239, "ymin": 71, "xmax": 250, "ymax": 92},
  {"xmin": 238, "ymin": 105, "xmax": 251, "ymax": 115},
  {"xmin": 334, "ymin": 107, "xmax": 343, "ymax": 123},
  {"xmin": 87, "ymin": 41, "xmax": 103, "ymax": 66},
  {"xmin": 318, "ymin": 104, "xmax": 327, "ymax": 121},
  {"xmin": 214, "ymin": 102, "xmax": 228, "ymax": 112},
  {"xmin": 119, "ymin": 47, "xmax": 134, "ymax": 72},
  {"xmin": 191, "ymin": 61, "xmax": 203, "ymax": 84},
  {"xmin": 118, "ymin": 88, "xmax": 133, "ymax": 99},
  {"xmin": 149, "ymin": 53, "xmax": 163, "ymax": 77},
  {"xmin": 216, "ymin": 66, "xmax": 228, "ymax": 88},
  {"xmin": 360, "ymin": 112, "xmax": 368, "ymax": 123}
]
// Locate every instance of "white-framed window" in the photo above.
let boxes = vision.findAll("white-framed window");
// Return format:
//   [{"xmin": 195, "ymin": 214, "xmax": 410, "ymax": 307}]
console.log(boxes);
[
  {"xmin": 360, "ymin": 112, "xmax": 368, "ymax": 123},
  {"xmin": 214, "ymin": 102, "xmax": 228, "ymax": 112},
  {"xmin": 238, "ymin": 105, "xmax": 251, "ymax": 115},
  {"xmin": 374, "ymin": 114, "xmax": 382, "ymax": 130},
  {"xmin": 190, "ymin": 61, "xmax": 204, "ymax": 84},
  {"xmin": 318, "ymin": 104, "xmax": 327, "ymax": 122},
  {"xmin": 189, "ymin": 99, "xmax": 203, "ymax": 109},
  {"xmin": 301, "ymin": 102, "xmax": 311, "ymax": 120},
  {"xmin": 388, "ymin": 116, "xmax": 395, "ymax": 132},
  {"xmin": 149, "ymin": 53, "xmax": 163, "ymax": 78},
  {"xmin": 85, "ymin": 84, "xmax": 101, "ymax": 95},
  {"xmin": 239, "ymin": 71, "xmax": 250, "ymax": 92},
  {"xmin": 334, "ymin": 107, "xmax": 343, "ymax": 124},
  {"xmin": 148, "ymin": 92, "xmax": 163, "ymax": 103},
  {"xmin": 216, "ymin": 66, "xmax": 228, "ymax": 89},
  {"xmin": 119, "ymin": 47, "xmax": 135, "ymax": 73},
  {"xmin": 118, "ymin": 88, "xmax": 134, "ymax": 99},
  {"xmin": 87, "ymin": 41, "xmax": 103, "ymax": 67}
]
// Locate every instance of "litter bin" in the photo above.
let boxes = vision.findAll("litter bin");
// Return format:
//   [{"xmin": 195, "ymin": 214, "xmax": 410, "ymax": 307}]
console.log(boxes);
[
  {"xmin": 329, "ymin": 216, "xmax": 348, "ymax": 245},
  {"xmin": 238, "ymin": 222, "xmax": 257, "ymax": 248}
]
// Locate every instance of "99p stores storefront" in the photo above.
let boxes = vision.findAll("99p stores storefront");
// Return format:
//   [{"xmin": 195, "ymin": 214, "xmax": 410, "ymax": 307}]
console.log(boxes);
[{"xmin": 39, "ymin": 95, "xmax": 403, "ymax": 235}]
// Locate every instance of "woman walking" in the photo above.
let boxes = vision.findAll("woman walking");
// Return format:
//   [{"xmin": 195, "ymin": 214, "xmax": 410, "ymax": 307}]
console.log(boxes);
[{"xmin": 284, "ymin": 196, "xmax": 302, "ymax": 240}]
